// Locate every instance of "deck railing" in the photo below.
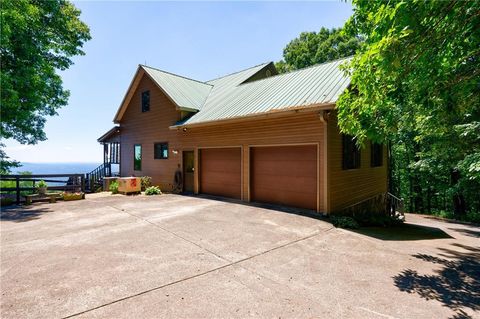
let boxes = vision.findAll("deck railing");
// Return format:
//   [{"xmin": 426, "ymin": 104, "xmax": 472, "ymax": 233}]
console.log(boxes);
[
  {"xmin": 85, "ymin": 163, "xmax": 111, "ymax": 192},
  {"xmin": 386, "ymin": 192, "xmax": 405, "ymax": 217},
  {"xmin": 0, "ymin": 174, "xmax": 85, "ymax": 204}
]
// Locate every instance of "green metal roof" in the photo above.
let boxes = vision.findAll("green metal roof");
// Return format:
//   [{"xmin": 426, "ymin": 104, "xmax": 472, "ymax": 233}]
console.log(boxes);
[
  {"xmin": 138, "ymin": 58, "xmax": 351, "ymax": 125},
  {"xmin": 142, "ymin": 65, "xmax": 212, "ymax": 111}
]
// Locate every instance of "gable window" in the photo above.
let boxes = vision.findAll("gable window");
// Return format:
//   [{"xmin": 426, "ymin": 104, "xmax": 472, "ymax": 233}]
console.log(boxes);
[
  {"xmin": 371, "ymin": 142, "xmax": 383, "ymax": 167},
  {"xmin": 154, "ymin": 142, "xmax": 169, "ymax": 159},
  {"xmin": 342, "ymin": 134, "xmax": 361, "ymax": 170},
  {"xmin": 141, "ymin": 90, "xmax": 150, "ymax": 112},
  {"xmin": 134, "ymin": 144, "xmax": 142, "ymax": 171}
]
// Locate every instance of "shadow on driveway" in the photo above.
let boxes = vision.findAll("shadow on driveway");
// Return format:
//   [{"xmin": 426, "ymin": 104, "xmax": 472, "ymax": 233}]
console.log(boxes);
[
  {"xmin": 448, "ymin": 227, "xmax": 480, "ymax": 238},
  {"xmin": 351, "ymin": 223, "xmax": 453, "ymax": 241},
  {"xmin": 0, "ymin": 205, "xmax": 53, "ymax": 222},
  {"xmin": 393, "ymin": 243, "xmax": 480, "ymax": 319},
  {"xmin": 187, "ymin": 193, "xmax": 325, "ymax": 221}
]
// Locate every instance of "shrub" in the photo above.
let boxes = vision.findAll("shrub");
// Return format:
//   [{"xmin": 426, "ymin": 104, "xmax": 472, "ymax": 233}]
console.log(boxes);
[
  {"xmin": 355, "ymin": 214, "xmax": 404, "ymax": 227},
  {"xmin": 330, "ymin": 216, "xmax": 359, "ymax": 229},
  {"xmin": 145, "ymin": 186, "xmax": 161, "ymax": 195},
  {"xmin": 466, "ymin": 212, "xmax": 480, "ymax": 224},
  {"xmin": 62, "ymin": 192, "xmax": 84, "ymax": 201},
  {"xmin": 109, "ymin": 181, "xmax": 119, "ymax": 194},
  {"xmin": 141, "ymin": 176, "xmax": 152, "ymax": 191},
  {"xmin": 37, "ymin": 180, "xmax": 48, "ymax": 188},
  {"xmin": 1, "ymin": 197, "xmax": 14, "ymax": 207}
]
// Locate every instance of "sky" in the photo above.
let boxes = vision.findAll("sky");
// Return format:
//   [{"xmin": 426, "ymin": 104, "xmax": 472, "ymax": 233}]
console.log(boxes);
[{"xmin": 4, "ymin": 1, "xmax": 353, "ymax": 163}]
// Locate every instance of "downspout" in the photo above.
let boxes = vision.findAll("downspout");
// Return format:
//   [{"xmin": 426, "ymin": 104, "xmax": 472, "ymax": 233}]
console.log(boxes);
[{"xmin": 319, "ymin": 110, "xmax": 330, "ymax": 214}]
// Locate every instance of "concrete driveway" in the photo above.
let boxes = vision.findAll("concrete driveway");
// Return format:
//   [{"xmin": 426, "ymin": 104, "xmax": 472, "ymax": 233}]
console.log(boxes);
[{"xmin": 1, "ymin": 193, "xmax": 479, "ymax": 319}]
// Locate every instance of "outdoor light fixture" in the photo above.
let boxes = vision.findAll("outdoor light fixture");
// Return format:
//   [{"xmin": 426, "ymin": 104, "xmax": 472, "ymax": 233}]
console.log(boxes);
[
  {"xmin": 172, "ymin": 150, "xmax": 178, "ymax": 155},
  {"xmin": 182, "ymin": 127, "xmax": 187, "ymax": 132}
]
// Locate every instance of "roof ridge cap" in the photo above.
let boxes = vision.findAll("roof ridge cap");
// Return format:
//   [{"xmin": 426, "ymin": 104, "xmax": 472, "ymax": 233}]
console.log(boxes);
[
  {"xmin": 140, "ymin": 64, "xmax": 213, "ymax": 87},
  {"xmin": 238, "ymin": 56, "xmax": 352, "ymax": 86},
  {"xmin": 206, "ymin": 62, "xmax": 271, "ymax": 83}
]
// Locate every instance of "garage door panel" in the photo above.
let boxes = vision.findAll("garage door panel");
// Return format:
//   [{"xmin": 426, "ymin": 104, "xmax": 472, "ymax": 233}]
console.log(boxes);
[
  {"xmin": 250, "ymin": 145, "xmax": 317, "ymax": 210},
  {"xmin": 252, "ymin": 175, "xmax": 317, "ymax": 190},
  {"xmin": 250, "ymin": 162, "xmax": 317, "ymax": 177},
  {"xmin": 200, "ymin": 148, "xmax": 241, "ymax": 199},
  {"xmin": 252, "ymin": 187, "xmax": 316, "ymax": 210},
  {"xmin": 252, "ymin": 146, "xmax": 316, "ymax": 160},
  {"xmin": 200, "ymin": 183, "xmax": 239, "ymax": 198}
]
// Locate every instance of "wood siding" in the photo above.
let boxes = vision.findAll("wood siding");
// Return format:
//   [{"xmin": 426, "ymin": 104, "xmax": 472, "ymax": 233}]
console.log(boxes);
[
  {"xmin": 118, "ymin": 72, "xmax": 387, "ymax": 213},
  {"xmin": 119, "ymin": 74, "xmax": 182, "ymax": 191},
  {"xmin": 327, "ymin": 111, "xmax": 388, "ymax": 213}
]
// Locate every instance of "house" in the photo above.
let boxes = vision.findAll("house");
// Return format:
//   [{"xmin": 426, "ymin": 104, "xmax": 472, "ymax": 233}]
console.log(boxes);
[{"xmin": 97, "ymin": 58, "xmax": 387, "ymax": 214}]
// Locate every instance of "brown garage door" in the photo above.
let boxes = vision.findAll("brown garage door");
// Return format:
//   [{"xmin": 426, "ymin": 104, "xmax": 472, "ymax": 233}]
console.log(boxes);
[
  {"xmin": 199, "ymin": 148, "xmax": 241, "ymax": 199},
  {"xmin": 250, "ymin": 145, "xmax": 317, "ymax": 210}
]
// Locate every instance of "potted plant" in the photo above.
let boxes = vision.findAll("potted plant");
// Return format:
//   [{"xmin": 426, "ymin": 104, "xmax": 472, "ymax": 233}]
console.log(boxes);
[
  {"xmin": 62, "ymin": 192, "xmax": 85, "ymax": 201},
  {"xmin": 36, "ymin": 180, "xmax": 48, "ymax": 195}
]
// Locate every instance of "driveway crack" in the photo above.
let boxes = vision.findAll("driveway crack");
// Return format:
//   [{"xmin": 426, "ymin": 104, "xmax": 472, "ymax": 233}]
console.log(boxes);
[
  {"xmin": 62, "ymin": 217, "xmax": 323, "ymax": 318},
  {"xmin": 108, "ymin": 204, "xmax": 229, "ymax": 263}
]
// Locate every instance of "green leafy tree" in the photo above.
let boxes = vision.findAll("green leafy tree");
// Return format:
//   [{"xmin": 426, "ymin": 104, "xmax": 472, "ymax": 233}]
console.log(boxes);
[
  {"xmin": 337, "ymin": 1, "xmax": 480, "ymax": 216},
  {"xmin": 0, "ymin": 142, "xmax": 19, "ymax": 174},
  {"xmin": 0, "ymin": 0, "xmax": 91, "ymax": 171},
  {"xmin": 275, "ymin": 27, "xmax": 362, "ymax": 73}
]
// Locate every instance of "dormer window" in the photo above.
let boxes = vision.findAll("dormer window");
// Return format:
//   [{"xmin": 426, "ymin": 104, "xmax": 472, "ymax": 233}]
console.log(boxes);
[{"xmin": 141, "ymin": 90, "xmax": 150, "ymax": 112}]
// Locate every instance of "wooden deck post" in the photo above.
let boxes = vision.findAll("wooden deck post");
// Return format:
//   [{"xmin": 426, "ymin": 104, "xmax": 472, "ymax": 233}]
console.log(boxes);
[
  {"xmin": 16, "ymin": 176, "xmax": 20, "ymax": 204},
  {"xmin": 81, "ymin": 175, "xmax": 85, "ymax": 193}
]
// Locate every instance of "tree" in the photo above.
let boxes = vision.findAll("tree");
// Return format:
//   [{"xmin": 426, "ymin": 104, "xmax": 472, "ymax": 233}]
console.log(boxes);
[
  {"xmin": 0, "ymin": 0, "xmax": 91, "ymax": 171},
  {"xmin": 336, "ymin": 1, "xmax": 480, "ymax": 216},
  {"xmin": 0, "ymin": 142, "xmax": 19, "ymax": 174},
  {"xmin": 275, "ymin": 27, "xmax": 362, "ymax": 73}
]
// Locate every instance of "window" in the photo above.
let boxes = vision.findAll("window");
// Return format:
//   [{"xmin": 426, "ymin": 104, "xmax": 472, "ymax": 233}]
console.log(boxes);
[
  {"xmin": 154, "ymin": 142, "xmax": 168, "ymax": 159},
  {"xmin": 371, "ymin": 142, "xmax": 383, "ymax": 167},
  {"xmin": 342, "ymin": 134, "xmax": 361, "ymax": 170},
  {"xmin": 134, "ymin": 144, "xmax": 142, "ymax": 171},
  {"xmin": 141, "ymin": 90, "xmax": 150, "ymax": 112}
]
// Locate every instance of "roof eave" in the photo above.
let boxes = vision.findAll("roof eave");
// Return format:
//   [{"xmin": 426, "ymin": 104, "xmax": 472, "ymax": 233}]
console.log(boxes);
[
  {"xmin": 113, "ymin": 66, "xmax": 144, "ymax": 123},
  {"xmin": 114, "ymin": 65, "xmax": 204, "ymax": 123},
  {"xmin": 97, "ymin": 126, "xmax": 121, "ymax": 143},
  {"xmin": 169, "ymin": 102, "xmax": 335, "ymax": 130}
]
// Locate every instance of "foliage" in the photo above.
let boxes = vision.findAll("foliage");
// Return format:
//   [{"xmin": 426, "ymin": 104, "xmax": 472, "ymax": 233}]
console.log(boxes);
[
  {"xmin": 1, "ymin": 197, "xmax": 14, "ymax": 206},
  {"xmin": 36, "ymin": 180, "xmax": 48, "ymax": 189},
  {"xmin": 62, "ymin": 192, "xmax": 84, "ymax": 201},
  {"xmin": 275, "ymin": 27, "xmax": 362, "ymax": 73},
  {"xmin": 0, "ymin": 143, "xmax": 20, "ymax": 174},
  {"xmin": 0, "ymin": 171, "xmax": 33, "ymax": 197},
  {"xmin": 144, "ymin": 186, "xmax": 161, "ymax": 196},
  {"xmin": 330, "ymin": 216, "xmax": 359, "ymax": 229},
  {"xmin": 109, "ymin": 181, "xmax": 119, "ymax": 194},
  {"xmin": 430, "ymin": 210, "xmax": 480, "ymax": 225},
  {"xmin": 355, "ymin": 213, "xmax": 404, "ymax": 227},
  {"xmin": 0, "ymin": 0, "xmax": 91, "ymax": 167},
  {"xmin": 336, "ymin": 0, "xmax": 480, "ymax": 218},
  {"xmin": 140, "ymin": 176, "xmax": 152, "ymax": 191}
]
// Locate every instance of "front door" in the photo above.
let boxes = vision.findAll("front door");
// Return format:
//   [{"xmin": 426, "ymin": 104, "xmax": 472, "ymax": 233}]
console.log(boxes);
[{"xmin": 183, "ymin": 151, "xmax": 194, "ymax": 193}]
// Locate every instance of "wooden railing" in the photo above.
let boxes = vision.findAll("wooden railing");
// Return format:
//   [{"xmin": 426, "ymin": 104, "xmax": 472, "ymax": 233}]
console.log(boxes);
[
  {"xmin": 0, "ymin": 174, "xmax": 85, "ymax": 204},
  {"xmin": 85, "ymin": 163, "xmax": 111, "ymax": 192},
  {"xmin": 339, "ymin": 192, "xmax": 405, "ymax": 217},
  {"xmin": 386, "ymin": 192, "xmax": 405, "ymax": 217}
]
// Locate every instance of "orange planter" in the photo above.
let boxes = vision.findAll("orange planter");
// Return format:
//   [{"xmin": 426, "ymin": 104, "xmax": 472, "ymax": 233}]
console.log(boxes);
[{"xmin": 117, "ymin": 177, "xmax": 141, "ymax": 194}]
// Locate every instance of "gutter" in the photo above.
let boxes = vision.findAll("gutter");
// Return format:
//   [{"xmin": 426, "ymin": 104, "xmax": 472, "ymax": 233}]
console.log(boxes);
[{"xmin": 169, "ymin": 103, "xmax": 335, "ymax": 130}]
